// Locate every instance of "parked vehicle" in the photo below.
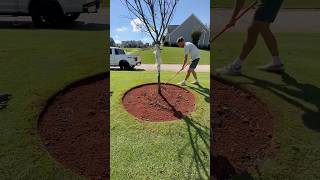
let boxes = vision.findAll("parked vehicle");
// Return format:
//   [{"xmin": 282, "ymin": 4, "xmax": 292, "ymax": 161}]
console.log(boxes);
[
  {"xmin": 110, "ymin": 47, "xmax": 141, "ymax": 70},
  {"xmin": 0, "ymin": 0, "xmax": 100, "ymax": 27}
]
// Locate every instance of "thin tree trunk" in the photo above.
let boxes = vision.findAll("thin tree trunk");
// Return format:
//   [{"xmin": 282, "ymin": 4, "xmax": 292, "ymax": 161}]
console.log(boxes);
[
  {"xmin": 158, "ymin": 72, "xmax": 161, "ymax": 94},
  {"xmin": 154, "ymin": 44, "xmax": 161, "ymax": 94}
]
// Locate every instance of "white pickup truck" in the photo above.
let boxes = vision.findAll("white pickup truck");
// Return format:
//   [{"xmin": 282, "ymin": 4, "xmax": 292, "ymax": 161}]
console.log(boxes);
[
  {"xmin": 0, "ymin": 0, "xmax": 100, "ymax": 27},
  {"xmin": 110, "ymin": 47, "xmax": 141, "ymax": 70}
]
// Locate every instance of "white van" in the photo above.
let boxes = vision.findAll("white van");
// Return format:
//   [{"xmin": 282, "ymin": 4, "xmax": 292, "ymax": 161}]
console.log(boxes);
[{"xmin": 0, "ymin": 0, "xmax": 100, "ymax": 27}]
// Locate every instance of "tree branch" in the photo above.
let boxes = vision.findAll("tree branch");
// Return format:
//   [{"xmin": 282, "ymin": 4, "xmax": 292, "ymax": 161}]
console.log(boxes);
[{"xmin": 121, "ymin": 0, "xmax": 179, "ymax": 44}]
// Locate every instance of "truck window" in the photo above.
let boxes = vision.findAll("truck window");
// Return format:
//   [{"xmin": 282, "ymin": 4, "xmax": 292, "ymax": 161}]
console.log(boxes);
[
  {"xmin": 115, "ymin": 49, "xmax": 125, "ymax": 55},
  {"xmin": 110, "ymin": 49, "xmax": 112, "ymax": 54}
]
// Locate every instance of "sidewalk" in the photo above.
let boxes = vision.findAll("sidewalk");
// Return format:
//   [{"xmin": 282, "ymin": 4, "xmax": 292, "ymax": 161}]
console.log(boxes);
[
  {"xmin": 213, "ymin": 9, "xmax": 320, "ymax": 33},
  {"xmin": 111, "ymin": 64, "xmax": 210, "ymax": 72},
  {"xmin": 137, "ymin": 64, "xmax": 210, "ymax": 72}
]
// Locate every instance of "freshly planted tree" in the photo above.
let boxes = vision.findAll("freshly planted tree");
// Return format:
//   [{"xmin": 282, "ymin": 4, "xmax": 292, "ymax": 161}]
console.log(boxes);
[{"xmin": 121, "ymin": 0, "xmax": 179, "ymax": 93}]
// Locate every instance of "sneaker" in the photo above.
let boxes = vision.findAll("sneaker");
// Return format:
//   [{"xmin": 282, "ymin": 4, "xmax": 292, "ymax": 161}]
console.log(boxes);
[
  {"xmin": 191, "ymin": 81, "xmax": 200, "ymax": 85},
  {"xmin": 177, "ymin": 81, "xmax": 186, "ymax": 86},
  {"xmin": 257, "ymin": 63, "xmax": 284, "ymax": 73},
  {"xmin": 215, "ymin": 64, "xmax": 242, "ymax": 76}
]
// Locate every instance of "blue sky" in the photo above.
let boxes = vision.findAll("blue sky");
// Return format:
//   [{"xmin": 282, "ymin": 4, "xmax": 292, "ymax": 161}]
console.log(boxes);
[{"xmin": 110, "ymin": 0, "xmax": 210, "ymax": 44}]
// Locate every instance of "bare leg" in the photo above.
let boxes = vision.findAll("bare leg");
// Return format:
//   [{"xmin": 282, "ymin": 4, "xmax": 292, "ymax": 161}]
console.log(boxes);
[
  {"xmin": 191, "ymin": 70, "xmax": 198, "ymax": 80},
  {"xmin": 239, "ymin": 21, "xmax": 262, "ymax": 60},
  {"xmin": 260, "ymin": 23, "xmax": 279, "ymax": 56},
  {"xmin": 217, "ymin": 21, "xmax": 281, "ymax": 75},
  {"xmin": 185, "ymin": 69, "xmax": 192, "ymax": 81}
]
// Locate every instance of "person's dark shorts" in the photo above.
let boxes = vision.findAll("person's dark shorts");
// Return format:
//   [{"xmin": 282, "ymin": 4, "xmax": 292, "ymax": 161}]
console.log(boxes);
[
  {"xmin": 189, "ymin": 58, "xmax": 200, "ymax": 70},
  {"xmin": 254, "ymin": 0, "xmax": 283, "ymax": 23}
]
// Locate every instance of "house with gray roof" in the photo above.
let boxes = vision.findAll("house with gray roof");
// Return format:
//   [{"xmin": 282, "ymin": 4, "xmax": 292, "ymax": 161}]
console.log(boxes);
[{"xmin": 165, "ymin": 14, "xmax": 210, "ymax": 48}]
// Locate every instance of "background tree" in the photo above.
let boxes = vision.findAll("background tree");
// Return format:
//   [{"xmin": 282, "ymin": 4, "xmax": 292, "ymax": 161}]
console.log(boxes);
[
  {"xmin": 162, "ymin": 35, "xmax": 167, "ymax": 43},
  {"xmin": 121, "ymin": 0, "xmax": 179, "ymax": 93},
  {"xmin": 191, "ymin": 30, "xmax": 202, "ymax": 47},
  {"xmin": 110, "ymin": 37, "xmax": 115, "ymax": 47}
]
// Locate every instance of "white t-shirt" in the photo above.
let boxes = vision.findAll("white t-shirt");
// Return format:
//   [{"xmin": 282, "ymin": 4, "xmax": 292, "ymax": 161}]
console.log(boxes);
[{"xmin": 184, "ymin": 42, "xmax": 200, "ymax": 61}]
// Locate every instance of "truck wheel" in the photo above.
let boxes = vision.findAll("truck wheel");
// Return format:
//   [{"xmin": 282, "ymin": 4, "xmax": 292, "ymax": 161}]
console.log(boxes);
[
  {"xmin": 30, "ymin": 1, "xmax": 64, "ymax": 28},
  {"xmin": 119, "ymin": 61, "xmax": 130, "ymax": 70},
  {"xmin": 63, "ymin": 13, "xmax": 80, "ymax": 23},
  {"xmin": 119, "ymin": 64, "xmax": 124, "ymax": 70},
  {"xmin": 124, "ymin": 62, "xmax": 131, "ymax": 70}
]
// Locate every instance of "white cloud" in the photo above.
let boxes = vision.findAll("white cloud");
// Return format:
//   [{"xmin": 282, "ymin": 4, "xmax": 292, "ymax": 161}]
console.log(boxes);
[
  {"xmin": 112, "ymin": 35, "xmax": 121, "ymax": 44},
  {"xmin": 116, "ymin": 27, "xmax": 128, "ymax": 32},
  {"xmin": 130, "ymin": 18, "xmax": 143, "ymax": 32},
  {"xmin": 114, "ymin": 39, "xmax": 121, "ymax": 44}
]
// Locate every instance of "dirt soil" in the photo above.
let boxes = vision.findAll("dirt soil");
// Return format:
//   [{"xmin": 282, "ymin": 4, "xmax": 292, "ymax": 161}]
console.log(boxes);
[
  {"xmin": 38, "ymin": 74, "xmax": 109, "ymax": 180},
  {"xmin": 122, "ymin": 83, "xmax": 196, "ymax": 122},
  {"xmin": 211, "ymin": 78, "xmax": 274, "ymax": 180}
]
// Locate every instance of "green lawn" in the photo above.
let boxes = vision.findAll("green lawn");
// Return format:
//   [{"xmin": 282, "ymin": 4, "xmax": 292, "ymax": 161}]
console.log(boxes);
[
  {"xmin": 213, "ymin": 33, "xmax": 320, "ymax": 179},
  {"xmin": 0, "ymin": 30, "xmax": 107, "ymax": 179},
  {"xmin": 124, "ymin": 47, "xmax": 210, "ymax": 65},
  {"xmin": 212, "ymin": 0, "xmax": 320, "ymax": 8},
  {"xmin": 110, "ymin": 71, "xmax": 210, "ymax": 179}
]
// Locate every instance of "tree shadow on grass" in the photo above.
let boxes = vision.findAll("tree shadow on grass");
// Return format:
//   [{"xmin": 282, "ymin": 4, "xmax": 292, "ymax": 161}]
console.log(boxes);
[
  {"xmin": 180, "ymin": 116, "xmax": 210, "ymax": 179},
  {"xmin": 0, "ymin": 93, "xmax": 12, "ymax": 110},
  {"xmin": 159, "ymin": 92, "xmax": 210, "ymax": 179},
  {"xmin": 187, "ymin": 84, "xmax": 210, "ymax": 103},
  {"xmin": 241, "ymin": 72, "xmax": 320, "ymax": 131}
]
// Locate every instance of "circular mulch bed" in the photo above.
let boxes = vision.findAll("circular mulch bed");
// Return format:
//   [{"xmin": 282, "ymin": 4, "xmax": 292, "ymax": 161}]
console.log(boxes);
[
  {"xmin": 38, "ymin": 74, "xmax": 274, "ymax": 180},
  {"xmin": 122, "ymin": 83, "xmax": 196, "ymax": 122},
  {"xmin": 38, "ymin": 74, "xmax": 109, "ymax": 179},
  {"xmin": 212, "ymin": 77, "xmax": 274, "ymax": 180}
]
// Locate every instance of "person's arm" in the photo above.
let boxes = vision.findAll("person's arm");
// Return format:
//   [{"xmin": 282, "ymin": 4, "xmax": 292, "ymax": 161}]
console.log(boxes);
[
  {"xmin": 226, "ymin": 0, "xmax": 246, "ymax": 27},
  {"xmin": 181, "ymin": 55, "xmax": 188, "ymax": 71}
]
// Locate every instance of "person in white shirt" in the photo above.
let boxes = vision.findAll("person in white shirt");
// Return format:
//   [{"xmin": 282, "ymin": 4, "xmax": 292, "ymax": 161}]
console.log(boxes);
[{"xmin": 176, "ymin": 37, "xmax": 200, "ymax": 86}]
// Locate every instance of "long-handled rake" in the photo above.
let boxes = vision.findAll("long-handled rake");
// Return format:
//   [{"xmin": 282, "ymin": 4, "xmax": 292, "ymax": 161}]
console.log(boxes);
[
  {"xmin": 164, "ymin": 69, "xmax": 183, "ymax": 85},
  {"xmin": 212, "ymin": 1, "xmax": 258, "ymax": 42},
  {"xmin": 164, "ymin": 64, "xmax": 189, "ymax": 85}
]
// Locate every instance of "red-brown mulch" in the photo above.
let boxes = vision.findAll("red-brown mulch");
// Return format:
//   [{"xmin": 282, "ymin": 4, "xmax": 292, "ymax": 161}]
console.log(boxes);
[
  {"xmin": 211, "ymin": 77, "xmax": 274, "ymax": 180},
  {"xmin": 37, "ymin": 74, "xmax": 274, "ymax": 180},
  {"xmin": 122, "ymin": 83, "xmax": 196, "ymax": 122},
  {"xmin": 38, "ymin": 74, "xmax": 109, "ymax": 180}
]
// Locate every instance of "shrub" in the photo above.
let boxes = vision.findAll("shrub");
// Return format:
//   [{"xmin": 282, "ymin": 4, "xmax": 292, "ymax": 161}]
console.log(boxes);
[
  {"xmin": 198, "ymin": 44, "xmax": 210, "ymax": 50},
  {"xmin": 170, "ymin": 43, "xmax": 178, "ymax": 47},
  {"xmin": 191, "ymin": 30, "xmax": 202, "ymax": 47}
]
